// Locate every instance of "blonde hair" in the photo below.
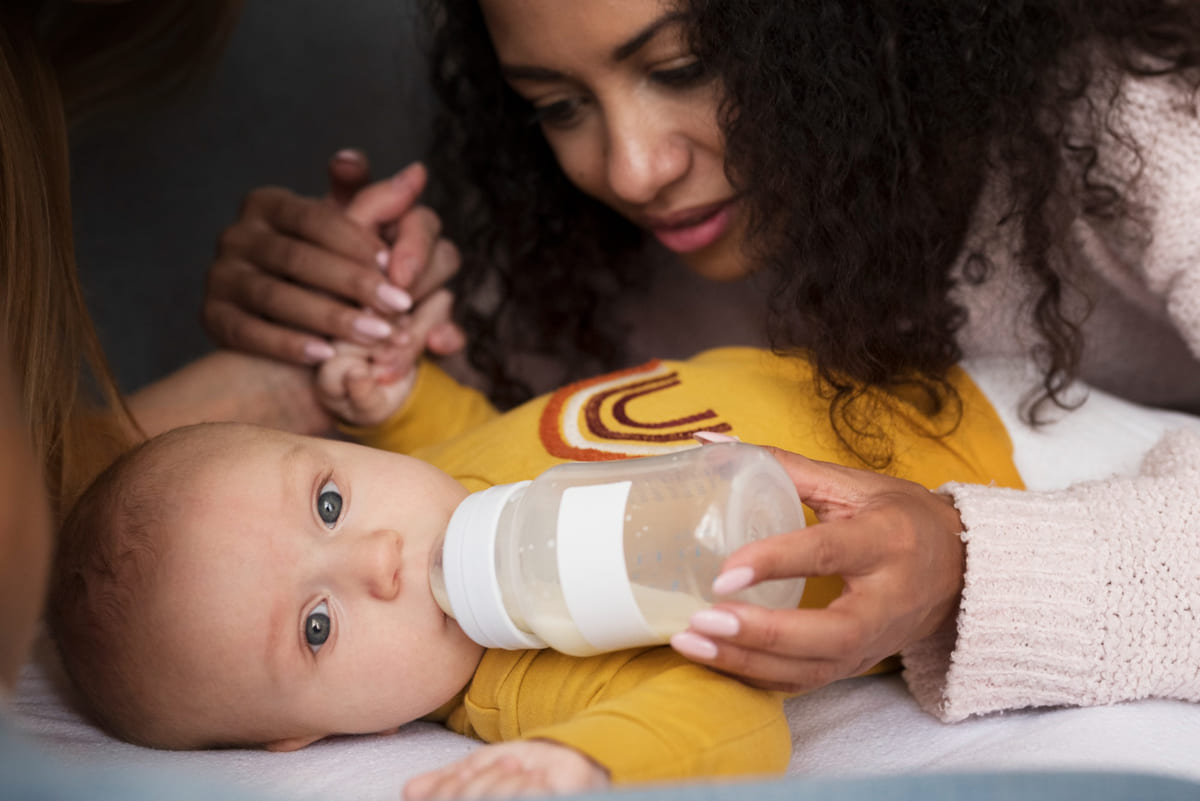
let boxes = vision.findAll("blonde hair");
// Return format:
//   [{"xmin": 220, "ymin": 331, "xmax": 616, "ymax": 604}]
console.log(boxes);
[{"xmin": 0, "ymin": 1, "xmax": 241, "ymax": 519}]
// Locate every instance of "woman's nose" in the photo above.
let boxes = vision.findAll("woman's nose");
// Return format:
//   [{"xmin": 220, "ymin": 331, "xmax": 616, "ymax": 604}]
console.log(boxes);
[
  {"xmin": 345, "ymin": 529, "xmax": 403, "ymax": 601},
  {"xmin": 605, "ymin": 109, "xmax": 691, "ymax": 206}
]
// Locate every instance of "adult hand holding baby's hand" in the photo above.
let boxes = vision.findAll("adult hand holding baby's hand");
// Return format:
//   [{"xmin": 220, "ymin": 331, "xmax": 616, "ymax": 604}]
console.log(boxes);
[
  {"xmin": 403, "ymin": 741, "xmax": 609, "ymax": 800},
  {"xmin": 204, "ymin": 152, "xmax": 463, "ymax": 367},
  {"xmin": 314, "ymin": 287, "xmax": 454, "ymax": 428},
  {"xmin": 671, "ymin": 446, "xmax": 966, "ymax": 694}
]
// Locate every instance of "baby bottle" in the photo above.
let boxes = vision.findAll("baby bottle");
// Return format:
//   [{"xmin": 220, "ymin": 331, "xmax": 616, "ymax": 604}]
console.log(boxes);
[{"xmin": 429, "ymin": 442, "xmax": 808, "ymax": 656}]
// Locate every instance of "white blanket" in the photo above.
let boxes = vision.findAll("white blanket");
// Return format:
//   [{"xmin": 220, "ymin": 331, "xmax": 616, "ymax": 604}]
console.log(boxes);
[
  {"xmin": 11, "ymin": 644, "xmax": 1200, "ymax": 801},
  {"xmin": 10, "ymin": 359, "xmax": 1200, "ymax": 798}
]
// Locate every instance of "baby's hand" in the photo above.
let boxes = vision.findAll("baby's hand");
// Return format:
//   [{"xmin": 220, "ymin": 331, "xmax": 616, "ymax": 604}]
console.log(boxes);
[
  {"xmin": 314, "ymin": 340, "xmax": 417, "ymax": 427},
  {"xmin": 314, "ymin": 287, "xmax": 458, "ymax": 427},
  {"xmin": 403, "ymin": 740, "xmax": 610, "ymax": 800}
]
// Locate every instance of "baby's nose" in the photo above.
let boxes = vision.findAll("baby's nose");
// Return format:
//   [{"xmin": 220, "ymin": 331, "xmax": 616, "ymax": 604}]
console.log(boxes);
[{"xmin": 353, "ymin": 529, "xmax": 403, "ymax": 601}]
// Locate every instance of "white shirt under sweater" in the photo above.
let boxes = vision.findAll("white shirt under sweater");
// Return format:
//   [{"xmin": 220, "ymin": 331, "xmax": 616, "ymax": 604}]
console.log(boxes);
[{"xmin": 905, "ymin": 68, "xmax": 1200, "ymax": 721}]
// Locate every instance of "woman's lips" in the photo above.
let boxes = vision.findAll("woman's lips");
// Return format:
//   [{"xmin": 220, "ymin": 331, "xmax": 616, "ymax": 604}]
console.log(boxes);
[{"xmin": 648, "ymin": 201, "xmax": 734, "ymax": 254}]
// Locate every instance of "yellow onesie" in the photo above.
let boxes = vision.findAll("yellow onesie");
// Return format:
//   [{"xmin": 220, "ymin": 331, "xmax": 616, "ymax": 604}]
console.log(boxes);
[{"xmin": 345, "ymin": 347, "xmax": 1023, "ymax": 782}]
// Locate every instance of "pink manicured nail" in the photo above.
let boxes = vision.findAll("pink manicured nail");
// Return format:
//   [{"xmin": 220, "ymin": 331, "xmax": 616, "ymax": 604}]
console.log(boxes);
[
  {"xmin": 689, "ymin": 608, "xmax": 740, "ymax": 637},
  {"xmin": 353, "ymin": 315, "xmax": 392, "ymax": 339},
  {"xmin": 670, "ymin": 632, "xmax": 718, "ymax": 660},
  {"xmin": 712, "ymin": 566, "xmax": 755, "ymax": 596},
  {"xmin": 376, "ymin": 283, "xmax": 412, "ymax": 312},
  {"xmin": 694, "ymin": 430, "xmax": 740, "ymax": 444},
  {"xmin": 303, "ymin": 341, "xmax": 336, "ymax": 363},
  {"xmin": 375, "ymin": 249, "xmax": 390, "ymax": 271}
]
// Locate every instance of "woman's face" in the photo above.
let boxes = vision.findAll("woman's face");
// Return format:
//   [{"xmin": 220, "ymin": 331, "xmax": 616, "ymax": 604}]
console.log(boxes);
[{"xmin": 480, "ymin": 0, "xmax": 751, "ymax": 281}]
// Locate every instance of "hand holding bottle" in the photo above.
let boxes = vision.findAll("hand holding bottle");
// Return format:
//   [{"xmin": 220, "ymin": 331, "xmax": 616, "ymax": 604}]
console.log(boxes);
[{"xmin": 670, "ymin": 444, "xmax": 966, "ymax": 694}]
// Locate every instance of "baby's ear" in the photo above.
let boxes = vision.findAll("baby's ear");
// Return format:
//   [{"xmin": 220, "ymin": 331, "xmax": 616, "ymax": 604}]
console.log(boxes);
[{"xmin": 265, "ymin": 733, "xmax": 323, "ymax": 752}]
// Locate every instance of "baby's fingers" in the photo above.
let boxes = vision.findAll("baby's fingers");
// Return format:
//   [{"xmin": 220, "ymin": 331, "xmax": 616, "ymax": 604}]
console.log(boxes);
[
  {"xmin": 397, "ymin": 226, "xmax": 461, "ymax": 298},
  {"xmin": 404, "ymin": 758, "xmax": 538, "ymax": 801},
  {"xmin": 404, "ymin": 762, "xmax": 469, "ymax": 801},
  {"xmin": 402, "ymin": 768, "xmax": 447, "ymax": 801},
  {"xmin": 400, "ymin": 288, "xmax": 457, "ymax": 354},
  {"xmin": 478, "ymin": 762, "xmax": 555, "ymax": 800},
  {"xmin": 314, "ymin": 354, "xmax": 354, "ymax": 403},
  {"xmin": 344, "ymin": 364, "xmax": 378, "ymax": 407},
  {"xmin": 454, "ymin": 759, "xmax": 550, "ymax": 800}
]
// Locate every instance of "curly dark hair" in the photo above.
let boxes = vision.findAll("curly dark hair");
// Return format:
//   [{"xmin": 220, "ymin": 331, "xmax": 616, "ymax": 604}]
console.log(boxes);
[{"xmin": 422, "ymin": 0, "xmax": 1200, "ymax": 462}]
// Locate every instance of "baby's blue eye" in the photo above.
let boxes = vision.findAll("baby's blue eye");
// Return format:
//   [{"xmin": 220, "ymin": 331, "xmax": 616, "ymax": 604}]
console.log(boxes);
[
  {"xmin": 317, "ymin": 480, "xmax": 342, "ymax": 527},
  {"xmin": 305, "ymin": 601, "xmax": 332, "ymax": 653}
]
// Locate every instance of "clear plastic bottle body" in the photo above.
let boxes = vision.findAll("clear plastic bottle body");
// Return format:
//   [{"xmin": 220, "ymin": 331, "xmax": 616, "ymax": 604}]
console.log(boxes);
[{"xmin": 435, "ymin": 443, "xmax": 807, "ymax": 656}]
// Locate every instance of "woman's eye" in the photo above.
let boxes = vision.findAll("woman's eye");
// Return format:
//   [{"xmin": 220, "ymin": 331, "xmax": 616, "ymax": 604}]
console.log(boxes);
[
  {"xmin": 651, "ymin": 59, "xmax": 709, "ymax": 88},
  {"xmin": 529, "ymin": 97, "xmax": 585, "ymax": 128},
  {"xmin": 317, "ymin": 479, "xmax": 343, "ymax": 527},
  {"xmin": 305, "ymin": 601, "xmax": 332, "ymax": 654}
]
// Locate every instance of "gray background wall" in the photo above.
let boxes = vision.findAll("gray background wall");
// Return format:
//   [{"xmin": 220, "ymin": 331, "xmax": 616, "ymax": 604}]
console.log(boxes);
[{"xmin": 71, "ymin": 0, "xmax": 434, "ymax": 394}]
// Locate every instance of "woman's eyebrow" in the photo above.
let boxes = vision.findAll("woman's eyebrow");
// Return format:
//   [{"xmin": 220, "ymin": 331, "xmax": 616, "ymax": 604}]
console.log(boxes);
[
  {"xmin": 501, "ymin": 12, "xmax": 687, "ymax": 83},
  {"xmin": 502, "ymin": 64, "xmax": 565, "ymax": 83},
  {"xmin": 612, "ymin": 12, "xmax": 685, "ymax": 63}
]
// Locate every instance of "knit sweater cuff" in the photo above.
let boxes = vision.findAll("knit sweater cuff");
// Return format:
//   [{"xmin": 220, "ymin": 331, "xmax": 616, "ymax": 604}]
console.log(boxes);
[{"xmin": 903, "ymin": 429, "xmax": 1200, "ymax": 722}]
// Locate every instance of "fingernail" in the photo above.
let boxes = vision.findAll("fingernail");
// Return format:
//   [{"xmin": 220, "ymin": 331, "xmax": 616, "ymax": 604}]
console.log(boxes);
[
  {"xmin": 333, "ymin": 148, "xmax": 363, "ymax": 164},
  {"xmin": 669, "ymin": 632, "xmax": 718, "ymax": 661},
  {"xmin": 712, "ymin": 566, "xmax": 755, "ymax": 596},
  {"xmin": 303, "ymin": 341, "xmax": 336, "ymax": 363},
  {"xmin": 376, "ymin": 283, "xmax": 412, "ymax": 312},
  {"xmin": 375, "ymin": 250, "xmax": 390, "ymax": 271},
  {"xmin": 689, "ymin": 608, "xmax": 740, "ymax": 637},
  {"xmin": 353, "ymin": 315, "xmax": 392, "ymax": 339},
  {"xmin": 695, "ymin": 430, "xmax": 739, "ymax": 444}
]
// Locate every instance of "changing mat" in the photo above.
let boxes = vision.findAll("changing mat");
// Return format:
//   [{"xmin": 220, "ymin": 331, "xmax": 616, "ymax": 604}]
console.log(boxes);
[{"xmin": 11, "ymin": 646, "xmax": 1200, "ymax": 801}]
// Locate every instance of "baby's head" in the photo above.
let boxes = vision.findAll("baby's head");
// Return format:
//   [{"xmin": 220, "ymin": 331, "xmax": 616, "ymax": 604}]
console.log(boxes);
[{"xmin": 49, "ymin": 422, "xmax": 481, "ymax": 751}]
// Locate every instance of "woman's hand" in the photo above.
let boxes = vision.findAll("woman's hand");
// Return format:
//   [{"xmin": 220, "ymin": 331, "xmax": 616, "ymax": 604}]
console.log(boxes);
[
  {"xmin": 403, "ymin": 741, "xmax": 609, "ymax": 800},
  {"xmin": 670, "ymin": 446, "xmax": 966, "ymax": 694},
  {"xmin": 202, "ymin": 152, "xmax": 463, "ymax": 365}
]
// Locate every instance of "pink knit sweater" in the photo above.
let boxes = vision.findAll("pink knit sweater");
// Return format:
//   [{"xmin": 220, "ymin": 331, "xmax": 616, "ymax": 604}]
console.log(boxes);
[{"xmin": 903, "ymin": 70, "xmax": 1200, "ymax": 721}]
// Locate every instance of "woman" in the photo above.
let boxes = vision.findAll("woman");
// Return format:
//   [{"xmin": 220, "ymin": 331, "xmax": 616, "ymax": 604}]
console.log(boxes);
[{"xmin": 202, "ymin": 0, "xmax": 1200, "ymax": 722}]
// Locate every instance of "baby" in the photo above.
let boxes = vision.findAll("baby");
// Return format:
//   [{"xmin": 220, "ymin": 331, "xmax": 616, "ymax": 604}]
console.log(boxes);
[
  {"xmin": 56, "ymin": 336, "xmax": 1174, "ymax": 798},
  {"xmin": 48, "ymin": 420, "xmax": 793, "ymax": 799}
]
